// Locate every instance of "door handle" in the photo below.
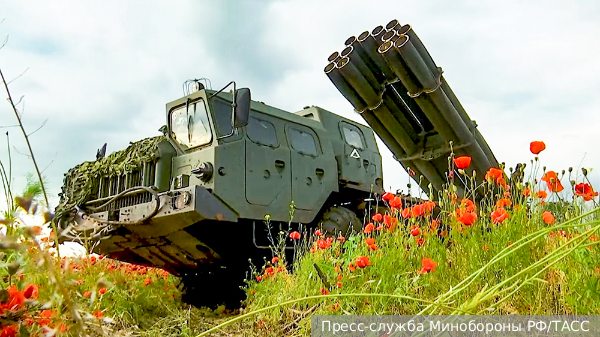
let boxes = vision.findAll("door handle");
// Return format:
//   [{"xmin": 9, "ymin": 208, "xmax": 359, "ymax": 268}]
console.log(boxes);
[{"xmin": 275, "ymin": 160, "xmax": 285, "ymax": 168}]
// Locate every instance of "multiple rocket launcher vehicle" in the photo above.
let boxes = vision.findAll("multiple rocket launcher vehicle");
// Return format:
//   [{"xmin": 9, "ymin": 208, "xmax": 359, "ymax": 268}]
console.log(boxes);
[{"xmin": 55, "ymin": 19, "xmax": 499, "ymax": 306}]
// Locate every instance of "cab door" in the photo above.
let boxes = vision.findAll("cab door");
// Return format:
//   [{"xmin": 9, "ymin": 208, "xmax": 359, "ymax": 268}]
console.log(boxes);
[
  {"xmin": 286, "ymin": 123, "xmax": 329, "ymax": 211},
  {"xmin": 245, "ymin": 115, "xmax": 291, "ymax": 207}
]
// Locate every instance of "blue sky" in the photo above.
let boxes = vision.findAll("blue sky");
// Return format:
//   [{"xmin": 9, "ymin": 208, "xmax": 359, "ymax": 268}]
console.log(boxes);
[{"xmin": 1, "ymin": 0, "xmax": 600, "ymax": 209}]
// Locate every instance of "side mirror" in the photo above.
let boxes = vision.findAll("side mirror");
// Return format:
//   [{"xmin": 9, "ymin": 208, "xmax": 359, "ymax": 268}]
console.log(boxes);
[{"xmin": 234, "ymin": 88, "xmax": 251, "ymax": 128}]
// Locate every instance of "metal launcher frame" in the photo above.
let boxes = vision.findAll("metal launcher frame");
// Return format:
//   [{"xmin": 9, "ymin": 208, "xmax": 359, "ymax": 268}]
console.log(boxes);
[{"xmin": 325, "ymin": 19, "xmax": 498, "ymax": 197}]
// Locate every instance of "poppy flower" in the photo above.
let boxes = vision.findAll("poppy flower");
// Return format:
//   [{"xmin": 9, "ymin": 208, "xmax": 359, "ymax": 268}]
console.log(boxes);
[
  {"xmin": 98, "ymin": 287, "xmax": 107, "ymax": 295},
  {"xmin": 574, "ymin": 183, "xmax": 599, "ymax": 201},
  {"xmin": 256, "ymin": 275, "xmax": 262, "ymax": 282},
  {"xmin": 423, "ymin": 201, "xmax": 436, "ymax": 214},
  {"xmin": 271, "ymin": 256, "xmax": 279, "ymax": 264},
  {"xmin": 536, "ymin": 190, "xmax": 548, "ymax": 199},
  {"xmin": 336, "ymin": 282, "xmax": 343, "ymax": 288},
  {"xmin": 93, "ymin": 310, "xmax": 103, "ymax": 319},
  {"xmin": 23, "ymin": 284, "xmax": 39, "ymax": 299},
  {"xmin": 523, "ymin": 189, "xmax": 531, "ymax": 197},
  {"xmin": 460, "ymin": 198, "xmax": 476, "ymax": 212},
  {"xmin": 541, "ymin": 171, "xmax": 564, "ymax": 192},
  {"xmin": 485, "ymin": 167, "xmax": 504, "ymax": 184},
  {"xmin": 317, "ymin": 239, "xmax": 329, "ymax": 250},
  {"xmin": 383, "ymin": 214, "xmax": 391, "ymax": 226},
  {"xmin": 410, "ymin": 227, "xmax": 420, "ymax": 236},
  {"xmin": 364, "ymin": 238, "xmax": 374, "ymax": 245},
  {"xmin": 401, "ymin": 208, "xmax": 411, "ymax": 219},
  {"xmin": 289, "ymin": 231, "xmax": 301, "ymax": 240},
  {"xmin": 542, "ymin": 211, "xmax": 554, "ymax": 225},
  {"xmin": 348, "ymin": 263, "xmax": 356, "ymax": 272},
  {"xmin": 416, "ymin": 238, "xmax": 424, "ymax": 246},
  {"xmin": 83, "ymin": 291, "xmax": 91, "ymax": 298},
  {"xmin": 363, "ymin": 223, "xmax": 374, "ymax": 234},
  {"xmin": 314, "ymin": 229, "xmax": 322, "ymax": 236},
  {"xmin": 456, "ymin": 209, "xmax": 477, "ymax": 226},
  {"xmin": 355, "ymin": 256, "xmax": 371, "ymax": 268},
  {"xmin": 372, "ymin": 213, "xmax": 383, "ymax": 222},
  {"xmin": 530, "ymin": 141, "xmax": 546, "ymax": 155},
  {"xmin": 390, "ymin": 196, "xmax": 403, "ymax": 209},
  {"xmin": 382, "ymin": 192, "xmax": 394, "ymax": 202},
  {"xmin": 453, "ymin": 156, "xmax": 471, "ymax": 169},
  {"xmin": 419, "ymin": 258, "xmax": 438, "ymax": 274},
  {"xmin": 337, "ymin": 236, "xmax": 345, "ymax": 242},
  {"xmin": 495, "ymin": 198, "xmax": 512, "ymax": 208},
  {"xmin": 412, "ymin": 204, "xmax": 425, "ymax": 217},
  {"xmin": 320, "ymin": 288, "xmax": 330, "ymax": 295},
  {"xmin": 490, "ymin": 208, "xmax": 510, "ymax": 224},
  {"xmin": 0, "ymin": 325, "xmax": 18, "ymax": 337},
  {"xmin": 368, "ymin": 244, "xmax": 378, "ymax": 251}
]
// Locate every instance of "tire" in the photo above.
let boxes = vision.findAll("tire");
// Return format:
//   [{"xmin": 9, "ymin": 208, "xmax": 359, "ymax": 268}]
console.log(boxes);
[{"xmin": 320, "ymin": 206, "xmax": 362, "ymax": 237}]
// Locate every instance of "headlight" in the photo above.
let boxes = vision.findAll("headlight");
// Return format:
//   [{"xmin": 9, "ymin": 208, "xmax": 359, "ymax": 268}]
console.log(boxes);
[{"xmin": 174, "ymin": 192, "xmax": 191, "ymax": 209}]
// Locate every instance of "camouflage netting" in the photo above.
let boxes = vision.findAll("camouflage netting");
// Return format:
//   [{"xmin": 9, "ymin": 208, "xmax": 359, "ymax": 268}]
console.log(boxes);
[{"xmin": 55, "ymin": 135, "xmax": 166, "ymax": 226}]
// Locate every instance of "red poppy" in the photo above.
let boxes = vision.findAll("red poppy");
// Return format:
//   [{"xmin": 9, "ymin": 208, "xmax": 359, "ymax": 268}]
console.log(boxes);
[
  {"xmin": 523, "ymin": 189, "xmax": 531, "ymax": 197},
  {"xmin": 271, "ymin": 256, "xmax": 279, "ymax": 264},
  {"xmin": 98, "ymin": 287, "xmax": 107, "ymax": 295},
  {"xmin": 453, "ymin": 156, "xmax": 471, "ymax": 169},
  {"xmin": 355, "ymin": 256, "xmax": 371, "ymax": 268},
  {"xmin": 317, "ymin": 239, "xmax": 329, "ymax": 250},
  {"xmin": 390, "ymin": 196, "xmax": 402, "ymax": 209},
  {"xmin": 289, "ymin": 231, "xmax": 301, "ymax": 240},
  {"xmin": 368, "ymin": 244, "xmax": 378, "ymax": 251},
  {"xmin": 23, "ymin": 284, "xmax": 39, "ymax": 299},
  {"xmin": 416, "ymin": 238, "xmax": 424, "ymax": 246},
  {"xmin": 337, "ymin": 236, "xmax": 345, "ymax": 242},
  {"xmin": 83, "ymin": 291, "xmax": 91, "ymax": 298},
  {"xmin": 423, "ymin": 201, "xmax": 436, "ymax": 214},
  {"xmin": 320, "ymin": 288, "xmax": 330, "ymax": 295},
  {"xmin": 365, "ymin": 238, "xmax": 375, "ymax": 245},
  {"xmin": 348, "ymin": 263, "xmax": 356, "ymax": 272},
  {"xmin": 536, "ymin": 190, "xmax": 548, "ymax": 199},
  {"xmin": 412, "ymin": 204, "xmax": 425, "ymax": 217},
  {"xmin": 372, "ymin": 213, "xmax": 383, "ymax": 222},
  {"xmin": 0, "ymin": 325, "xmax": 18, "ymax": 337},
  {"xmin": 485, "ymin": 167, "xmax": 504, "ymax": 184},
  {"xmin": 490, "ymin": 208, "xmax": 510, "ymax": 224},
  {"xmin": 541, "ymin": 171, "xmax": 564, "ymax": 192},
  {"xmin": 143, "ymin": 278, "xmax": 152, "ymax": 286},
  {"xmin": 542, "ymin": 211, "xmax": 554, "ymax": 225},
  {"xmin": 401, "ymin": 208, "xmax": 411, "ymax": 219},
  {"xmin": 364, "ymin": 223, "xmax": 374, "ymax": 234},
  {"xmin": 382, "ymin": 192, "xmax": 394, "ymax": 202},
  {"xmin": 93, "ymin": 310, "xmax": 104, "ymax": 319},
  {"xmin": 460, "ymin": 198, "xmax": 476, "ymax": 212},
  {"xmin": 1, "ymin": 286, "xmax": 25, "ymax": 312},
  {"xmin": 410, "ymin": 226, "xmax": 420, "ymax": 236},
  {"xmin": 383, "ymin": 214, "xmax": 391, "ymax": 226},
  {"xmin": 314, "ymin": 229, "xmax": 322, "ymax": 236},
  {"xmin": 530, "ymin": 141, "xmax": 546, "ymax": 155},
  {"xmin": 495, "ymin": 198, "xmax": 512, "ymax": 208},
  {"xmin": 456, "ymin": 209, "xmax": 477, "ymax": 226},
  {"xmin": 419, "ymin": 258, "xmax": 438, "ymax": 274},
  {"xmin": 574, "ymin": 183, "xmax": 598, "ymax": 201}
]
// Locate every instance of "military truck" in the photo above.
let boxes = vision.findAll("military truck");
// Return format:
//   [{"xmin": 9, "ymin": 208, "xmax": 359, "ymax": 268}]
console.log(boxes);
[{"xmin": 55, "ymin": 19, "xmax": 498, "ymax": 307}]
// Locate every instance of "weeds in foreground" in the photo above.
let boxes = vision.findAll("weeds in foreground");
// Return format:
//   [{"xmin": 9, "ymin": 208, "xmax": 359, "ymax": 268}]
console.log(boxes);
[{"xmin": 231, "ymin": 141, "xmax": 600, "ymax": 336}]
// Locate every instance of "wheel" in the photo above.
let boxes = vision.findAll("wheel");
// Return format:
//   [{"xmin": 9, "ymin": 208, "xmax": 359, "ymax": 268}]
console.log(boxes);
[{"xmin": 319, "ymin": 206, "xmax": 362, "ymax": 237}]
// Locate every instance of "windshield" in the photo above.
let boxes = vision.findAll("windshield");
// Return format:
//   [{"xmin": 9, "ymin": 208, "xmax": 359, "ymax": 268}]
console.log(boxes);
[{"xmin": 170, "ymin": 99, "xmax": 212, "ymax": 149}]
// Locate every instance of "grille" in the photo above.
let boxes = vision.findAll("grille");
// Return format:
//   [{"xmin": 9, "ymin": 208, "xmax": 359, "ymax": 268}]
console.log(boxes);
[{"xmin": 89, "ymin": 160, "xmax": 156, "ymax": 211}]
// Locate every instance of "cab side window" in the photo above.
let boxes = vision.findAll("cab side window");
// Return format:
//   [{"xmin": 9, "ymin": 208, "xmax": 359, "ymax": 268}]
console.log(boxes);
[
  {"xmin": 288, "ymin": 127, "xmax": 319, "ymax": 156},
  {"xmin": 247, "ymin": 116, "xmax": 278, "ymax": 147},
  {"xmin": 341, "ymin": 123, "xmax": 365, "ymax": 150}
]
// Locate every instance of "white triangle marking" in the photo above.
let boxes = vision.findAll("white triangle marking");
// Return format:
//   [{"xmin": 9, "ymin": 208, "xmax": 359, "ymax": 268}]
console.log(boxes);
[{"xmin": 350, "ymin": 148, "xmax": 360, "ymax": 159}]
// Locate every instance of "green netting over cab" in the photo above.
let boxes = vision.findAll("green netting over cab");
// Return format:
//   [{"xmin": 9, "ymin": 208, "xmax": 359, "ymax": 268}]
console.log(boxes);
[{"xmin": 55, "ymin": 136, "xmax": 166, "ymax": 225}]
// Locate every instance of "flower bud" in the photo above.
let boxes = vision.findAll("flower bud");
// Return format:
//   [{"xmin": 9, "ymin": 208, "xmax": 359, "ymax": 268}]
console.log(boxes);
[
  {"xmin": 7, "ymin": 261, "xmax": 20, "ymax": 276},
  {"xmin": 582, "ymin": 168, "xmax": 588, "ymax": 176}
]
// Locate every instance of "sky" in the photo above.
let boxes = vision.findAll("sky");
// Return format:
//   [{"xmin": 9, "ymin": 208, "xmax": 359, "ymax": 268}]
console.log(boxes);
[{"xmin": 1, "ymin": 0, "xmax": 600, "ymax": 211}]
